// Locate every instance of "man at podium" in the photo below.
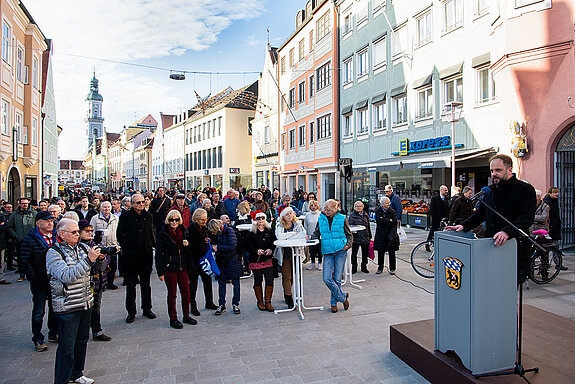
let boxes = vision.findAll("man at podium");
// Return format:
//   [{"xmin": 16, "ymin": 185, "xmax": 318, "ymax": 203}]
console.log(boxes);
[{"xmin": 447, "ymin": 154, "xmax": 536, "ymax": 283}]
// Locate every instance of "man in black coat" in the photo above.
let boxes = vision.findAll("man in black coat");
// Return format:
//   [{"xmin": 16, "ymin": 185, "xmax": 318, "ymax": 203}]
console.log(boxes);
[
  {"xmin": 150, "ymin": 187, "xmax": 172, "ymax": 234},
  {"xmin": 449, "ymin": 186, "xmax": 474, "ymax": 225},
  {"xmin": 117, "ymin": 194, "xmax": 156, "ymax": 323},
  {"xmin": 74, "ymin": 196, "xmax": 97, "ymax": 222},
  {"xmin": 426, "ymin": 185, "xmax": 450, "ymax": 247},
  {"xmin": 212, "ymin": 192, "xmax": 227, "ymax": 219},
  {"xmin": 448, "ymin": 154, "xmax": 536, "ymax": 283}
]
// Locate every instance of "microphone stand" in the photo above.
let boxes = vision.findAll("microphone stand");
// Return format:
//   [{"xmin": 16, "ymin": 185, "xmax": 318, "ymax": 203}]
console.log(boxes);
[{"xmin": 472, "ymin": 197, "xmax": 541, "ymax": 383}]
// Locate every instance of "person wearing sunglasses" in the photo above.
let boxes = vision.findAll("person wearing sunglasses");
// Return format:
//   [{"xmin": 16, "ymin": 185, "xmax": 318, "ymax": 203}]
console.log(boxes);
[
  {"xmin": 155, "ymin": 210, "xmax": 197, "ymax": 329},
  {"xmin": 117, "ymin": 194, "xmax": 156, "ymax": 324}
]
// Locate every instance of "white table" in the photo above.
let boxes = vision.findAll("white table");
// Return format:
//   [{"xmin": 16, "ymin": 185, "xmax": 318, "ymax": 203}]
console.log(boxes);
[
  {"xmin": 274, "ymin": 238, "xmax": 323, "ymax": 319},
  {"xmin": 342, "ymin": 225, "xmax": 366, "ymax": 290},
  {"xmin": 236, "ymin": 223, "xmax": 253, "ymax": 279}
]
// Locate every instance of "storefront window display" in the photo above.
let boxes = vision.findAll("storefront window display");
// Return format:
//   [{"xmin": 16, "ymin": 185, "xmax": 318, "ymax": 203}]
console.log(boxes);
[{"xmin": 230, "ymin": 175, "xmax": 252, "ymax": 190}]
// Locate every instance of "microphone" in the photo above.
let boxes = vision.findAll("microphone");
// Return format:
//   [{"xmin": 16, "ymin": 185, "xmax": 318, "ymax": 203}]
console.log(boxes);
[{"xmin": 470, "ymin": 187, "xmax": 491, "ymax": 202}]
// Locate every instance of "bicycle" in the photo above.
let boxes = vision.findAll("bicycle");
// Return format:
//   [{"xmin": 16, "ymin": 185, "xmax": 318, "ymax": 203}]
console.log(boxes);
[
  {"xmin": 528, "ymin": 229, "xmax": 563, "ymax": 284},
  {"xmin": 410, "ymin": 219, "xmax": 449, "ymax": 278}
]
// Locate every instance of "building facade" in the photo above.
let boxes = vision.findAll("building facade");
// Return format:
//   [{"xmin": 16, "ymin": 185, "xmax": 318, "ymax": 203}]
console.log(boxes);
[
  {"xmin": 277, "ymin": 0, "xmax": 340, "ymax": 204},
  {"xmin": 58, "ymin": 160, "xmax": 86, "ymax": 186},
  {"xmin": 163, "ymin": 113, "xmax": 185, "ymax": 189},
  {"xmin": 41, "ymin": 39, "xmax": 58, "ymax": 198},
  {"xmin": 119, "ymin": 114, "xmax": 157, "ymax": 190}
]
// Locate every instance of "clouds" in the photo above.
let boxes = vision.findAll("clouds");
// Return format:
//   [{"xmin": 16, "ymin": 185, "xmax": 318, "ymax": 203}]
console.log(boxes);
[{"xmin": 23, "ymin": 0, "xmax": 266, "ymax": 158}]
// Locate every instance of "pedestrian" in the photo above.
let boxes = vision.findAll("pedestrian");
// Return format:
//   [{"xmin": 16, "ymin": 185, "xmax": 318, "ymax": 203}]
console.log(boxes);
[
  {"xmin": 111, "ymin": 198, "xmax": 122, "ymax": 217},
  {"xmin": 274, "ymin": 206, "xmax": 305, "ymax": 308},
  {"xmin": 208, "ymin": 218, "xmax": 243, "ymax": 315},
  {"xmin": 73, "ymin": 196, "xmax": 97, "ymax": 222},
  {"xmin": 529, "ymin": 189, "xmax": 549, "ymax": 233},
  {"xmin": 7, "ymin": 197, "xmax": 36, "ymax": 282},
  {"xmin": 150, "ymin": 187, "xmax": 172, "ymax": 235},
  {"xmin": 89, "ymin": 201, "xmax": 120, "ymax": 290},
  {"xmin": 0, "ymin": 209, "xmax": 8, "ymax": 285},
  {"xmin": 185, "ymin": 208, "xmax": 218, "ymax": 316},
  {"xmin": 449, "ymin": 186, "xmax": 475, "ymax": 225},
  {"xmin": 268, "ymin": 189, "xmax": 280, "ymax": 207},
  {"xmin": 48, "ymin": 204, "xmax": 62, "ymax": 222},
  {"xmin": 311, "ymin": 199, "xmax": 352, "ymax": 313},
  {"xmin": 120, "ymin": 196, "xmax": 131, "ymax": 213},
  {"xmin": 303, "ymin": 200, "xmax": 322, "ymax": 271},
  {"xmin": 348, "ymin": 201, "xmax": 372, "ymax": 274},
  {"xmin": 223, "ymin": 189, "xmax": 241, "ymax": 223},
  {"xmin": 301, "ymin": 192, "xmax": 317, "ymax": 214},
  {"xmin": 374, "ymin": 196, "xmax": 399, "ymax": 275},
  {"xmin": 245, "ymin": 211, "xmax": 276, "ymax": 312},
  {"xmin": 47, "ymin": 218, "xmax": 104, "ymax": 384},
  {"xmin": 544, "ymin": 187, "xmax": 561, "ymax": 240},
  {"xmin": 169, "ymin": 193, "xmax": 192, "ymax": 228},
  {"xmin": 426, "ymin": 185, "xmax": 450, "ymax": 250},
  {"xmin": 253, "ymin": 191, "xmax": 269, "ymax": 214},
  {"xmin": 117, "ymin": 194, "xmax": 156, "ymax": 323},
  {"xmin": 19, "ymin": 211, "xmax": 59, "ymax": 351},
  {"xmin": 384, "ymin": 185, "xmax": 402, "ymax": 226},
  {"xmin": 155, "ymin": 210, "xmax": 197, "ymax": 329},
  {"xmin": 203, "ymin": 198, "xmax": 217, "ymax": 221}
]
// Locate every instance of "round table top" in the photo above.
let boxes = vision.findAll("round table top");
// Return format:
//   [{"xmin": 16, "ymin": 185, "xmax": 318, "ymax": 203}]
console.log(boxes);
[
  {"xmin": 297, "ymin": 215, "xmax": 306, "ymax": 221},
  {"xmin": 236, "ymin": 224, "xmax": 253, "ymax": 231},
  {"xmin": 274, "ymin": 238, "xmax": 319, "ymax": 248},
  {"xmin": 350, "ymin": 225, "xmax": 366, "ymax": 233}
]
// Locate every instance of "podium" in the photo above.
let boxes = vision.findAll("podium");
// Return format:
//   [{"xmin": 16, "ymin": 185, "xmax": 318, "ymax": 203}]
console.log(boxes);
[{"xmin": 434, "ymin": 231, "xmax": 517, "ymax": 375}]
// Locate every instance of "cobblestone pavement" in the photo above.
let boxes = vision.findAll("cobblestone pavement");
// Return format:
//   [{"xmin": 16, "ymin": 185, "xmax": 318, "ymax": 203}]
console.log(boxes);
[{"xmin": 1, "ymin": 227, "xmax": 573, "ymax": 384}]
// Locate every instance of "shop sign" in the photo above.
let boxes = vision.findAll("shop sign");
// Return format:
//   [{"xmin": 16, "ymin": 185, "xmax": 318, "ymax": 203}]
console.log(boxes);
[
  {"xmin": 204, "ymin": 170, "xmax": 209, "ymax": 175},
  {"xmin": 366, "ymin": 168, "xmax": 377, "ymax": 172},
  {"xmin": 418, "ymin": 162, "xmax": 434, "ymax": 168},
  {"xmin": 392, "ymin": 136, "xmax": 463, "ymax": 156},
  {"xmin": 229, "ymin": 168, "xmax": 240, "ymax": 174}
]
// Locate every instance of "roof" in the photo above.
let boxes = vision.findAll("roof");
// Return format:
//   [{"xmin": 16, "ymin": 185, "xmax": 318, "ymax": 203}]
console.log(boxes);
[
  {"xmin": 133, "ymin": 114, "xmax": 158, "ymax": 127},
  {"xmin": 60, "ymin": 160, "xmax": 85, "ymax": 170},
  {"xmin": 106, "ymin": 132, "xmax": 120, "ymax": 142},
  {"xmin": 41, "ymin": 40, "xmax": 51, "ymax": 107},
  {"xmin": 160, "ymin": 113, "xmax": 175, "ymax": 130}
]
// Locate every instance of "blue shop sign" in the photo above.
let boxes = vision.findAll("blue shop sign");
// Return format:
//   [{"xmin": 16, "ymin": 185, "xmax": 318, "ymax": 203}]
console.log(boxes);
[{"xmin": 391, "ymin": 136, "xmax": 463, "ymax": 156}]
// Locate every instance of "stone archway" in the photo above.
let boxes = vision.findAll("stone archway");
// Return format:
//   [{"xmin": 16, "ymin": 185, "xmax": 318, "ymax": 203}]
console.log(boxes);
[
  {"xmin": 555, "ymin": 123, "xmax": 575, "ymax": 247},
  {"xmin": 7, "ymin": 167, "xmax": 21, "ymax": 205}
]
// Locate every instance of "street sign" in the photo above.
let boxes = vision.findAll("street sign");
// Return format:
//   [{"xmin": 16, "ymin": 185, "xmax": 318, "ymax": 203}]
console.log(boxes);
[{"xmin": 44, "ymin": 180, "xmax": 51, "ymax": 187}]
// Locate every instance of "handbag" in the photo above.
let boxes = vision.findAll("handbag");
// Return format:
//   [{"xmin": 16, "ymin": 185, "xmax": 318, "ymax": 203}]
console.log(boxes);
[
  {"xmin": 397, "ymin": 227, "xmax": 408, "ymax": 243},
  {"xmin": 199, "ymin": 239, "xmax": 220, "ymax": 277},
  {"xmin": 368, "ymin": 240, "xmax": 375, "ymax": 260}
]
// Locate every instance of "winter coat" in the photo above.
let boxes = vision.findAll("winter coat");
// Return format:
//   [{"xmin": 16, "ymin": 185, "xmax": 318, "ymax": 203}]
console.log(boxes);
[
  {"xmin": 20, "ymin": 227, "xmax": 58, "ymax": 290},
  {"xmin": 543, "ymin": 195, "xmax": 561, "ymax": 240},
  {"xmin": 253, "ymin": 200, "xmax": 269, "ymax": 214},
  {"xmin": 0, "ymin": 212, "xmax": 7, "ymax": 250},
  {"xmin": 274, "ymin": 221, "xmax": 305, "ymax": 266},
  {"xmin": 529, "ymin": 201, "xmax": 550, "ymax": 233},
  {"xmin": 168, "ymin": 204, "xmax": 191, "ymax": 228},
  {"xmin": 388, "ymin": 192, "xmax": 403, "ymax": 222},
  {"xmin": 90, "ymin": 212, "xmax": 119, "ymax": 249},
  {"xmin": 7, "ymin": 208, "xmax": 36, "ymax": 243},
  {"xmin": 449, "ymin": 195, "xmax": 474, "ymax": 225},
  {"xmin": 223, "ymin": 198, "xmax": 241, "ymax": 221},
  {"xmin": 185, "ymin": 222, "xmax": 209, "ymax": 273},
  {"xmin": 150, "ymin": 195, "xmax": 172, "ymax": 232},
  {"xmin": 429, "ymin": 194, "xmax": 449, "ymax": 230},
  {"xmin": 213, "ymin": 201, "xmax": 227, "ymax": 218},
  {"xmin": 211, "ymin": 224, "xmax": 243, "ymax": 280},
  {"xmin": 74, "ymin": 206, "xmax": 97, "ymax": 222},
  {"xmin": 348, "ymin": 210, "xmax": 372, "ymax": 245},
  {"xmin": 245, "ymin": 227, "xmax": 276, "ymax": 264},
  {"xmin": 155, "ymin": 225, "xmax": 190, "ymax": 276},
  {"xmin": 117, "ymin": 208, "xmax": 155, "ymax": 273},
  {"xmin": 373, "ymin": 207, "xmax": 399, "ymax": 252}
]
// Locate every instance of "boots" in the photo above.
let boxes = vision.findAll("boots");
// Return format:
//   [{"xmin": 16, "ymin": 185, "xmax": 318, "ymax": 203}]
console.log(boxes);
[
  {"xmin": 264, "ymin": 286, "xmax": 274, "ymax": 312},
  {"xmin": 253, "ymin": 286, "xmax": 266, "ymax": 311},
  {"xmin": 284, "ymin": 294, "xmax": 294, "ymax": 309}
]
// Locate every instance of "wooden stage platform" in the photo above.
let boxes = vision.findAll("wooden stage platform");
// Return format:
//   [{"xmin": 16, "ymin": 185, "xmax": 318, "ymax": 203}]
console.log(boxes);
[{"xmin": 390, "ymin": 305, "xmax": 575, "ymax": 383}]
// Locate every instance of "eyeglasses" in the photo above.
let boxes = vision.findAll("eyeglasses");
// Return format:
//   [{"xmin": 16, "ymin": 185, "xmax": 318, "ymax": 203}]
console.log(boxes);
[
  {"xmin": 133, "ymin": 201, "xmax": 145, "ymax": 204},
  {"xmin": 256, "ymin": 217, "xmax": 266, "ymax": 220},
  {"xmin": 63, "ymin": 230, "xmax": 80, "ymax": 235},
  {"xmin": 168, "ymin": 218, "xmax": 180, "ymax": 223},
  {"xmin": 83, "ymin": 229, "xmax": 93, "ymax": 233}
]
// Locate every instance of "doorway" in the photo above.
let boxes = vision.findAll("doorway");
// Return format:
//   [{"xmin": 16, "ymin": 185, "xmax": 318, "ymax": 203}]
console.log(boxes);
[
  {"xmin": 7, "ymin": 167, "xmax": 21, "ymax": 204},
  {"xmin": 555, "ymin": 123, "xmax": 575, "ymax": 247}
]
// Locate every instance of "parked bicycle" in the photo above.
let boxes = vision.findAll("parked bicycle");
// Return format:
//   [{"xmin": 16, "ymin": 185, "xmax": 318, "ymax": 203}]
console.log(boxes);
[
  {"xmin": 528, "ymin": 229, "xmax": 563, "ymax": 284},
  {"xmin": 410, "ymin": 219, "xmax": 449, "ymax": 278}
]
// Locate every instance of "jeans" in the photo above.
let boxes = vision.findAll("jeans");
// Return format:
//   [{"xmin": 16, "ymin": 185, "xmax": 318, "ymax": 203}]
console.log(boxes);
[
  {"xmin": 217, "ymin": 278, "xmax": 240, "ymax": 307},
  {"xmin": 106, "ymin": 254, "xmax": 117, "ymax": 287},
  {"xmin": 125, "ymin": 271, "xmax": 152, "ymax": 315},
  {"xmin": 54, "ymin": 309, "xmax": 92, "ymax": 384},
  {"xmin": 164, "ymin": 270, "xmax": 190, "ymax": 321},
  {"xmin": 31, "ymin": 287, "xmax": 58, "ymax": 343},
  {"xmin": 90, "ymin": 291, "xmax": 103, "ymax": 337},
  {"xmin": 322, "ymin": 249, "xmax": 348, "ymax": 306}
]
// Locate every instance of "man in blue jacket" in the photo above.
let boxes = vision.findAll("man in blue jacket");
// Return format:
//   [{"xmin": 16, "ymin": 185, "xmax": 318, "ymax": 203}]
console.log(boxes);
[
  {"xmin": 384, "ymin": 185, "xmax": 402, "ymax": 226},
  {"xmin": 223, "ymin": 189, "xmax": 241, "ymax": 223},
  {"xmin": 19, "ymin": 211, "xmax": 59, "ymax": 352}
]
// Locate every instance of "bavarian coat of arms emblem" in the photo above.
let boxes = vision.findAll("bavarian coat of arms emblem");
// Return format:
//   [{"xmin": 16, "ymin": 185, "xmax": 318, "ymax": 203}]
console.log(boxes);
[{"xmin": 443, "ymin": 257, "xmax": 463, "ymax": 290}]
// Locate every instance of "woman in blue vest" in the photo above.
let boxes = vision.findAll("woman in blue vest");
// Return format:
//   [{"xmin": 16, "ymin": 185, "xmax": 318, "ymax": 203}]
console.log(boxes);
[{"xmin": 312, "ymin": 199, "xmax": 353, "ymax": 313}]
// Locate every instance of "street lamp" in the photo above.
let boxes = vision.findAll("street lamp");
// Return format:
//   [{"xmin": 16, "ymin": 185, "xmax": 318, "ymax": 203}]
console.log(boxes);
[{"xmin": 444, "ymin": 101, "xmax": 463, "ymax": 192}]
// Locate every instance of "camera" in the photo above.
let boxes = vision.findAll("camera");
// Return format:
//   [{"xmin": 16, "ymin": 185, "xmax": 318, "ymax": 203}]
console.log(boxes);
[{"xmin": 94, "ymin": 230, "xmax": 117, "ymax": 255}]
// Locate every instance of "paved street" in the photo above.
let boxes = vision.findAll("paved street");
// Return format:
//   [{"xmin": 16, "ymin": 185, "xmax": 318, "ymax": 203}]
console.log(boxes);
[{"xmin": 1, "ymin": 227, "xmax": 574, "ymax": 384}]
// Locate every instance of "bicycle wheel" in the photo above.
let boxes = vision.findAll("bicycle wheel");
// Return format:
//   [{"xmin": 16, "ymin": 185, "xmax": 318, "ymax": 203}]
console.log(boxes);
[
  {"xmin": 411, "ymin": 241, "xmax": 435, "ymax": 278},
  {"xmin": 529, "ymin": 247, "xmax": 562, "ymax": 284}
]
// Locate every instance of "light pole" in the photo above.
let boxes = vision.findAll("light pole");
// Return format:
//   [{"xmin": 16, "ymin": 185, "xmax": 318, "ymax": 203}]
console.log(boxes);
[{"xmin": 444, "ymin": 101, "xmax": 463, "ymax": 191}]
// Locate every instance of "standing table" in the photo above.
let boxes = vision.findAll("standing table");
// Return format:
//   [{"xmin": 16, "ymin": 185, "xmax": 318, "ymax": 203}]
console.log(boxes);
[
  {"xmin": 342, "ymin": 225, "xmax": 366, "ymax": 290},
  {"xmin": 274, "ymin": 238, "xmax": 323, "ymax": 319},
  {"xmin": 236, "ymin": 223, "xmax": 253, "ymax": 279}
]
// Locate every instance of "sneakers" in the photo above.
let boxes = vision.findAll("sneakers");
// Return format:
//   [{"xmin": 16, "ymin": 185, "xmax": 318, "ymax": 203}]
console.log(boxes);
[
  {"xmin": 307, "ymin": 263, "xmax": 316, "ymax": 270},
  {"xmin": 232, "ymin": 304, "xmax": 241, "ymax": 314},
  {"xmin": 34, "ymin": 341, "xmax": 47, "ymax": 352},
  {"xmin": 93, "ymin": 334, "xmax": 112, "ymax": 341},
  {"xmin": 317, "ymin": 263, "xmax": 322, "ymax": 271},
  {"xmin": 215, "ymin": 305, "xmax": 226, "ymax": 316},
  {"xmin": 389, "ymin": 269, "xmax": 396, "ymax": 275},
  {"xmin": 376, "ymin": 269, "xmax": 383, "ymax": 274},
  {"xmin": 17, "ymin": 276, "xmax": 25, "ymax": 282},
  {"xmin": 71, "ymin": 375, "xmax": 95, "ymax": 384}
]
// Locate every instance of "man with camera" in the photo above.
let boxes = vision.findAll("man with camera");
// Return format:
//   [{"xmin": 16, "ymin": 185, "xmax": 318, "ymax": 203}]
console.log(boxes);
[{"xmin": 90, "ymin": 201, "xmax": 120, "ymax": 290}]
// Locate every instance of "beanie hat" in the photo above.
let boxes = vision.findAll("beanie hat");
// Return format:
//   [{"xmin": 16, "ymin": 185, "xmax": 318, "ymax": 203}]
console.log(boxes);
[{"xmin": 78, "ymin": 219, "xmax": 92, "ymax": 231}]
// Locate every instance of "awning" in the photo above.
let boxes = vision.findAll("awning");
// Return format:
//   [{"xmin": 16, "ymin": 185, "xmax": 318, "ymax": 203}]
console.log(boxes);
[
  {"xmin": 413, "ymin": 74, "xmax": 433, "ymax": 89},
  {"xmin": 439, "ymin": 63, "xmax": 463, "ymax": 79},
  {"xmin": 371, "ymin": 92, "xmax": 386, "ymax": 104},
  {"xmin": 391, "ymin": 85, "xmax": 407, "ymax": 97},
  {"xmin": 341, "ymin": 105, "xmax": 353, "ymax": 115},
  {"xmin": 455, "ymin": 147, "xmax": 498, "ymax": 162},
  {"xmin": 472, "ymin": 53, "xmax": 490, "ymax": 68},
  {"xmin": 355, "ymin": 99, "xmax": 368, "ymax": 110}
]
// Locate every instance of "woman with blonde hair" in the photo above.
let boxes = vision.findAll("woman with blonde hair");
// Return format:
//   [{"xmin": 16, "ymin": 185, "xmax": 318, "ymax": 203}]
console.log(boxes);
[{"xmin": 303, "ymin": 200, "xmax": 322, "ymax": 270}]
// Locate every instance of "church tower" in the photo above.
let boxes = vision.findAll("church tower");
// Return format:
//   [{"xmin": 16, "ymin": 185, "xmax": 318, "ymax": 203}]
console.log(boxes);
[{"xmin": 86, "ymin": 72, "xmax": 104, "ymax": 145}]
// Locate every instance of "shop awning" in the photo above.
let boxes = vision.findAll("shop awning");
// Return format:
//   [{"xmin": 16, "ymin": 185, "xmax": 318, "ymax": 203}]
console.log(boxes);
[
  {"xmin": 455, "ymin": 147, "xmax": 498, "ymax": 162},
  {"xmin": 439, "ymin": 63, "xmax": 463, "ymax": 79}
]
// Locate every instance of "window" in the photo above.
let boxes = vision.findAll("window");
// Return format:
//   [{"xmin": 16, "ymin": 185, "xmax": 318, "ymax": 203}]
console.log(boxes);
[
  {"xmin": 207, "ymin": 148, "xmax": 211, "ymax": 169},
  {"xmin": 218, "ymin": 117, "xmax": 222, "ymax": 135},
  {"xmin": 309, "ymin": 121, "xmax": 314, "ymax": 143},
  {"xmin": 475, "ymin": 0, "xmax": 488, "ymax": 15},
  {"xmin": 289, "ymin": 48, "xmax": 295, "ymax": 67},
  {"xmin": 392, "ymin": 24, "xmax": 408, "ymax": 58},
  {"xmin": 443, "ymin": 76, "xmax": 463, "ymax": 107},
  {"xmin": 213, "ymin": 119, "xmax": 216, "ymax": 137},
  {"xmin": 373, "ymin": 36, "xmax": 387, "ymax": 68},
  {"xmin": 2, "ymin": 22, "xmax": 10, "ymax": 63},
  {"xmin": 356, "ymin": 1, "xmax": 368, "ymax": 24},
  {"xmin": 202, "ymin": 123, "xmax": 206, "ymax": 140},
  {"xmin": 289, "ymin": 88, "xmax": 296, "ymax": 108},
  {"xmin": 343, "ymin": 57, "xmax": 353, "ymax": 84},
  {"xmin": 342, "ymin": 113, "xmax": 353, "ymax": 138},
  {"xmin": 299, "ymin": 125, "xmax": 306, "ymax": 147},
  {"xmin": 357, "ymin": 49, "xmax": 368, "ymax": 77},
  {"xmin": 515, "ymin": 0, "xmax": 543, "ymax": 7},
  {"xmin": 281, "ymin": 57, "xmax": 286, "ymax": 74},
  {"xmin": 343, "ymin": 13, "xmax": 352, "ymax": 35},
  {"xmin": 443, "ymin": 0, "xmax": 463, "ymax": 32},
  {"xmin": 317, "ymin": 114, "xmax": 331, "ymax": 139},
  {"xmin": 416, "ymin": 87, "xmax": 433, "ymax": 119},
  {"xmin": 416, "ymin": 11, "xmax": 432, "ymax": 46},
  {"xmin": 299, "ymin": 39, "xmax": 305, "ymax": 61},
  {"xmin": 16, "ymin": 46, "xmax": 25, "ymax": 83},
  {"xmin": 1, "ymin": 99, "xmax": 9, "ymax": 135},
  {"xmin": 357, "ymin": 108, "xmax": 369, "ymax": 134},
  {"xmin": 218, "ymin": 147, "xmax": 222, "ymax": 167},
  {"xmin": 477, "ymin": 66, "xmax": 496, "ymax": 103},
  {"xmin": 32, "ymin": 56, "xmax": 38, "ymax": 89},
  {"xmin": 373, "ymin": 0, "xmax": 386, "ymax": 12},
  {"xmin": 264, "ymin": 126, "xmax": 270, "ymax": 144},
  {"xmin": 316, "ymin": 12, "xmax": 330, "ymax": 41},
  {"xmin": 298, "ymin": 81, "xmax": 306, "ymax": 104},
  {"xmin": 207, "ymin": 121, "xmax": 211, "ymax": 139},
  {"xmin": 316, "ymin": 61, "xmax": 331, "ymax": 90},
  {"xmin": 373, "ymin": 101, "xmax": 387, "ymax": 131},
  {"xmin": 309, "ymin": 30, "xmax": 314, "ymax": 51},
  {"xmin": 289, "ymin": 129, "xmax": 296, "ymax": 149},
  {"xmin": 281, "ymin": 133, "xmax": 287, "ymax": 150},
  {"xmin": 392, "ymin": 94, "xmax": 408, "ymax": 125},
  {"xmin": 309, "ymin": 75, "xmax": 315, "ymax": 97}
]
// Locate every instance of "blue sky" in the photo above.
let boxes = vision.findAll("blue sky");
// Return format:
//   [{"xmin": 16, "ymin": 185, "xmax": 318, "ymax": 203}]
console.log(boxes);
[{"xmin": 24, "ymin": 0, "xmax": 305, "ymax": 159}]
